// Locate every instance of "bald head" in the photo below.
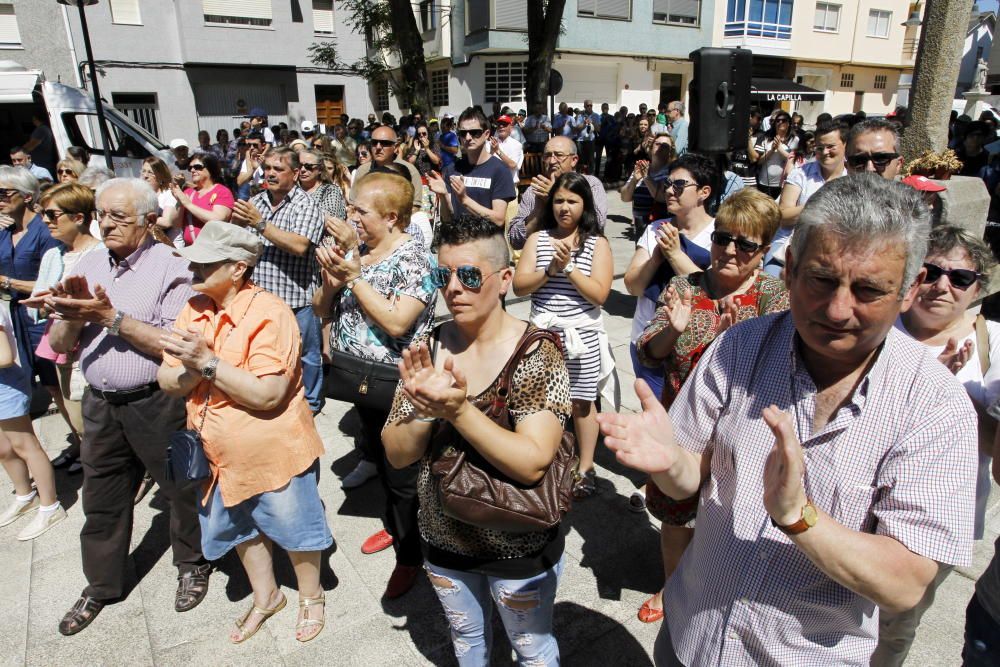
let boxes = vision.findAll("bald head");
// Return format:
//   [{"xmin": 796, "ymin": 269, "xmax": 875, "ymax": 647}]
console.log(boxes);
[
  {"xmin": 543, "ymin": 136, "xmax": 578, "ymax": 177},
  {"xmin": 370, "ymin": 126, "xmax": 399, "ymax": 166}
]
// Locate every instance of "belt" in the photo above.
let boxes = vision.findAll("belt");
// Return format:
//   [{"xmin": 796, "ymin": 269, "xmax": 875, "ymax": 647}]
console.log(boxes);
[{"xmin": 88, "ymin": 381, "xmax": 160, "ymax": 406}]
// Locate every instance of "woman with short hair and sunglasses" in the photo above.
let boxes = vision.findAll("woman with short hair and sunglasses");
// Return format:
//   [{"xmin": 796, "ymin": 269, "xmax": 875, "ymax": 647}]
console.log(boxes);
[
  {"xmin": 383, "ymin": 214, "xmax": 571, "ymax": 666},
  {"xmin": 297, "ymin": 149, "xmax": 346, "ymax": 220},
  {"xmin": 880, "ymin": 225, "xmax": 1000, "ymax": 664},
  {"xmin": 55, "ymin": 159, "xmax": 85, "ymax": 184},
  {"xmin": 313, "ymin": 171, "xmax": 437, "ymax": 600},
  {"xmin": 633, "ymin": 188, "xmax": 788, "ymax": 624},
  {"xmin": 513, "ymin": 171, "xmax": 614, "ymax": 500},
  {"xmin": 754, "ymin": 111, "xmax": 798, "ymax": 198},
  {"xmin": 169, "ymin": 152, "xmax": 234, "ymax": 245}
]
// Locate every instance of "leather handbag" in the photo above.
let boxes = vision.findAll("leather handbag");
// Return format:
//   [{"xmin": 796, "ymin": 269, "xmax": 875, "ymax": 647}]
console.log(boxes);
[
  {"xmin": 431, "ymin": 327, "xmax": 577, "ymax": 533},
  {"xmin": 326, "ymin": 348, "xmax": 401, "ymax": 413}
]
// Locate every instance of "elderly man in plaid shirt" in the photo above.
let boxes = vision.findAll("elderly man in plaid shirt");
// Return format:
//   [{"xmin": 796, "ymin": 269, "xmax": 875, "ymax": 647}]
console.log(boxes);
[
  {"xmin": 231, "ymin": 146, "xmax": 325, "ymax": 413},
  {"xmin": 599, "ymin": 174, "xmax": 977, "ymax": 666}
]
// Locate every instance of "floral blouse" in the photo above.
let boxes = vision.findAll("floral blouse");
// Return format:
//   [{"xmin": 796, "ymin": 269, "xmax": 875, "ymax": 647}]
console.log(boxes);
[
  {"xmin": 637, "ymin": 271, "xmax": 789, "ymax": 408},
  {"xmin": 330, "ymin": 238, "xmax": 437, "ymax": 364}
]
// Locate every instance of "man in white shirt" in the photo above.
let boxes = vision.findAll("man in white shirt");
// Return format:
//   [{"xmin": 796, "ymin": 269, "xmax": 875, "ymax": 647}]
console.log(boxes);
[{"xmin": 490, "ymin": 115, "xmax": 525, "ymax": 188}]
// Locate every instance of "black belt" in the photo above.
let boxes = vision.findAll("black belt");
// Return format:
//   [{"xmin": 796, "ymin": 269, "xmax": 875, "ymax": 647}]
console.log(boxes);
[{"xmin": 88, "ymin": 382, "xmax": 160, "ymax": 406}]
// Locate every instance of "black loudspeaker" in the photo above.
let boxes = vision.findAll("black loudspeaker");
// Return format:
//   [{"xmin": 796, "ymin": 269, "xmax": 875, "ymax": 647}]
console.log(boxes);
[{"xmin": 688, "ymin": 48, "xmax": 752, "ymax": 154}]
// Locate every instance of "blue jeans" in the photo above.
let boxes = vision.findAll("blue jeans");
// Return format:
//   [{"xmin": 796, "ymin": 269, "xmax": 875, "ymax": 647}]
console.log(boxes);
[
  {"xmin": 629, "ymin": 342, "xmax": 664, "ymax": 401},
  {"xmin": 294, "ymin": 305, "xmax": 324, "ymax": 414},
  {"xmin": 425, "ymin": 556, "xmax": 564, "ymax": 666},
  {"xmin": 964, "ymin": 592, "xmax": 1000, "ymax": 666}
]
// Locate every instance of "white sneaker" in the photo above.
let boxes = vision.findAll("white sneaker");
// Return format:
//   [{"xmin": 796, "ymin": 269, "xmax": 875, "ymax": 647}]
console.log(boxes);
[
  {"xmin": 341, "ymin": 460, "xmax": 378, "ymax": 490},
  {"xmin": 0, "ymin": 495, "xmax": 39, "ymax": 527},
  {"xmin": 17, "ymin": 506, "xmax": 67, "ymax": 541}
]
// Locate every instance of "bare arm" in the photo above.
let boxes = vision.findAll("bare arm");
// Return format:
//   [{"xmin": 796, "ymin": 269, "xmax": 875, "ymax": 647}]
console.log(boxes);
[
  {"xmin": 623, "ymin": 246, "xmax": 663, "ymax": 297},
  {"xmin": 565, "ymin": 237, "xmax": 613, "ymax": 307},
  {"xmin": 778, "ymin": 182, "xmax": 803, "ymax": 227},
  {"xmin": 512, "ymin": 233, "xmax": 549, "ymax": 296}
]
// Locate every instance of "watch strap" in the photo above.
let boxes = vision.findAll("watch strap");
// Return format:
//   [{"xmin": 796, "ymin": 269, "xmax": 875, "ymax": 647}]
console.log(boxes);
[
  {"xmin": 771, "ymin": 502, "xmax": 817, "ymax": 536},
  {"xmin": 106, "ymin": 310, "xmax": 125, "ymax": 336}
]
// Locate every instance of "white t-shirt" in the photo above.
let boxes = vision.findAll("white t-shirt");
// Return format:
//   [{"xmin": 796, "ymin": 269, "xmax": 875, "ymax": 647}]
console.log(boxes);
[
  {"xmin": 492, "ymin": 135, "xmax": 524, "ymax": 186},
  {"xmin": 754, "ymin": 134, "xmax": 799, "ymax": 188},
  {"xmin": 897, "ymin": 315, "xmax": 1000, "ymax": 539},
  {"xmin": 0, "ymin": 301, "xmax": 19, "ymax": 368},
  {"xmin": 631, "ymin": 218, "xmax": 715, "ymax": 343}
]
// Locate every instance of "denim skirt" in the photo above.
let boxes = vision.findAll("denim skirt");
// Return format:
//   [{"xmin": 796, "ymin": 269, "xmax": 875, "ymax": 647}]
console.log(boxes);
[
  {"xmin": 199, "ymin": 460, "xmax": 333, "ymax": 561},
  {"xmin": 0, "ymin": 363, "xmax": 30, "ymax": 421}
]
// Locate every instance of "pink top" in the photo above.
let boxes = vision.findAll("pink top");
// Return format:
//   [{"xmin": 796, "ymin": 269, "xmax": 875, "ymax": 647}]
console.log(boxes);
[{"xmin": 181, "ymin": 183, "xmax": 234, "ymax": 245}]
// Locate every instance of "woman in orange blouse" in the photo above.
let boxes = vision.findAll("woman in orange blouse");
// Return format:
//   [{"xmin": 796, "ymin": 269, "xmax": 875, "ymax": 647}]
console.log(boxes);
[{"xmin": 157, "ymin": 221, "xmax": 331, "ymax": 645}]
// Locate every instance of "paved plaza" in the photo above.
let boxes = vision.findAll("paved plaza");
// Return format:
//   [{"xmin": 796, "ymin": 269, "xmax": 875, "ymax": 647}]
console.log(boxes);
[{"xmin": 1, "ymin": 193, "xmax": 996, "ymax": 666}]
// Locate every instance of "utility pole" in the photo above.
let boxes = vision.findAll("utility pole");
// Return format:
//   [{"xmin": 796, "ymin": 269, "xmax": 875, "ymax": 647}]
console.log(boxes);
[{"xmin": 901, "ymin": 0, "xmax": 971, "ymax": 159}]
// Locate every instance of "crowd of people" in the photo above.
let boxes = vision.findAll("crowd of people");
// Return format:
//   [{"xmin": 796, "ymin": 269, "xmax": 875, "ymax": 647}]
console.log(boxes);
[{"xmin": 0, "ymin": 96, "xmax": 999, "ymax": 667}]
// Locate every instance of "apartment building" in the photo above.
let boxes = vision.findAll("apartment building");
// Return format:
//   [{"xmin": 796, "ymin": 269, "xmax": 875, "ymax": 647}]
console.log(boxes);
[{"xmin": 1, "ymin": 0, "xmax": 371, "ymax": 143}]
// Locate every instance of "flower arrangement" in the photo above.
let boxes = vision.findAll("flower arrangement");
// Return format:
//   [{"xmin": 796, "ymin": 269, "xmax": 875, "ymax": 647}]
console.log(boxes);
[{"xmin": 903, "ymin": 149, "xmax": 964, "ymax": 179}]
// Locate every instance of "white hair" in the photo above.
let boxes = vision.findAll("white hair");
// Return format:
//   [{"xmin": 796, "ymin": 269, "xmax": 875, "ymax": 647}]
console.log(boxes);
[
  {"xmin": 95, "ymin": 177, "xmax": 159, "ymax": 217},
  {"xmin": 78, "ymin": 166, "xmax": 115, "ymax": 189},
  {"xmin": 0, "ymin": 165, "xmax": 40, "ymax": 203}
]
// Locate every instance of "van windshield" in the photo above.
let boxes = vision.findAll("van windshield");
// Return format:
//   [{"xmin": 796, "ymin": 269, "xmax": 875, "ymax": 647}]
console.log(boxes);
[{"xmin": 106, "ymin": 107, "xmax": 167, "ymax": 150}]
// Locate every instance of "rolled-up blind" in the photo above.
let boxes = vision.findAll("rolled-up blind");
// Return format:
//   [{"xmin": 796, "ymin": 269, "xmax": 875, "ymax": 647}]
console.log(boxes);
[
  {"xmin": 110, "ymin": 0, "xmax": 142, "ymax": 25},
  {"xmin": 313, "ymin": 0, "xmax": 333, "ymax": 33},
  {"xmin": 203, "ymin": 0, "xmax": 272, "ymax": 20},
  {"xmin": 0, "ymin": 3, "xmax": 21, "ymax": 46}
]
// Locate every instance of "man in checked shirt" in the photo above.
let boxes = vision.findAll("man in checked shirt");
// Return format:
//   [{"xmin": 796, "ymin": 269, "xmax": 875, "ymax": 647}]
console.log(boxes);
[{"xmin": 599, "ymin": 174, "xmax": 977, "ymax": 666}]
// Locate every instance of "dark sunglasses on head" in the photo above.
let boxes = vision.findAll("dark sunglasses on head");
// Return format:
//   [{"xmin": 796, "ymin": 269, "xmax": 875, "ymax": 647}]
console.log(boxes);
[
  {"xmin": 711, "ymin": 230, "xmax": 764, "ymax": 254},
  {"xmin": 663, "ymin": 178, "xmax": 698, "ymax": 195},
  {"xmin": 371, "ymin": 139, "xmax": 396, "ymax": 148},
  {"xmin": 457, "ymin": 129, "xmax": 485, "ymax": 138},
  {"xmin": 847, "ymin": 152, "xmax": 900, "ymax": 170},
  {"xmin": 922, "ymin": 262, "xmax": 983, "ymax": 289},
  {"xmin": 189, "ymin": 164, "xmax": 206, "ymax": 171},
  {"xmin": 430, "ymin": 265, "xmax": 499, "ymax": 290}
]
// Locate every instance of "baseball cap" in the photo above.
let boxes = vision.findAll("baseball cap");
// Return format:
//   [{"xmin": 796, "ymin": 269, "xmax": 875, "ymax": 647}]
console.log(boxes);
[
  {"xmin": 442, "ymin": 113, "xmax": 455, "ymax": 120},
  {"xmin": 496, "ymin": 115, "xmax": 512, "ymax": 125},
  {"xmin": 169, "ymin": 138, "xmax": 189, "ymax": 150},
  {"xmin": 173, "ymin": 221, "xmax": 263, "ymax": 266},
  {"xmin": 902, "ymin": 175, "xmax": 947, "ymax": 193},
  {"xmin": 301, "ymin": 120, "xmax": 316, "ymax": 134}
]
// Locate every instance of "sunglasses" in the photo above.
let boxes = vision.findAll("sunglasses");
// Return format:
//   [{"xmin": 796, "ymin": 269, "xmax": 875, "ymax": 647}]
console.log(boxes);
[
  {"xmin": 847, "ymin": 152, "xmax": 900, "ymax": 171},
  {"xmin": 0, "ymin": 188, "xmax": 22, "ymax": 200},
  {"xmin": 922, "ymin": 262, "xmax": 983, "ymax": 290},
  {"xmin": 711, "ymin": 230, "xmax": 764, "ymax": 254},
  {"xmin": 371, "ymin": 139, "xmax": 396, "ymax": 148},
  {"xmin": 457, "ymin": 129, "xmax": 485, "ymax": 138},
  {"xmin": 430, "ymin": 265, "xmax": 500, "ymax": 290},
  {"xmin": 663, "ymin": 178, "xmax": 698, "ymax": 195},
  {"xmin": 299, "ymin": 163, "xmax": 321, "ymax": 171},
  {"xmin": 57, "ymin": 169, "xmax": 76, "ymax": 176},
  {"xmin": 41, "ymin": 209, "xmax": 68, "ymax": 222},
  {"xmin": 189, "ymin": 164, "xmax": 206, "ymax": 171},
  {"xmin": 417, "ymin": 132, "xmax": 428, "ymax": 137}
]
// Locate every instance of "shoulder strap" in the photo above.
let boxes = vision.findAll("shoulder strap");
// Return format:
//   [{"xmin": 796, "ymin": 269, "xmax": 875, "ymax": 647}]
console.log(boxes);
[
  {"xmin": 976, "ymin": 314, "xmax": 990, "ymax": 374},
  {"xmin": 491, "ymin": 327, "xmax": 561, "ymax": 413}
]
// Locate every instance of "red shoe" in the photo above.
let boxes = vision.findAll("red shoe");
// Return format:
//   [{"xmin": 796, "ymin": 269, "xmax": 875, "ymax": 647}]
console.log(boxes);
[
  {"xmin": 637, "ymin": 596, "xmax": 665, "ymax": 623},
  {"xmin": 384, "ymin": 564, "xmax": 420, "ymax": 599},
  {"xmin": 361, "ymin": 529, "xmax": 394, "ymax": 555}
]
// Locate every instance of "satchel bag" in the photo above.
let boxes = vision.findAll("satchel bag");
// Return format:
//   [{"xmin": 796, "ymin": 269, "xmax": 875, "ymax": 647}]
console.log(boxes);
[
  {"xmin": 431, "ymin": 327, "xmax": 577, "ymax": 533},
  {"xmin": 326, "ymin": 348, "xmax": 401, "ymax": 413}
]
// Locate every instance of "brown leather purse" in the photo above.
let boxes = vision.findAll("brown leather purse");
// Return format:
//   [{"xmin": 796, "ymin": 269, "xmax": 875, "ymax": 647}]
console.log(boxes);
[{"xmin": 430, "ymin": 327, "xmax": 577, "ymax": 533}]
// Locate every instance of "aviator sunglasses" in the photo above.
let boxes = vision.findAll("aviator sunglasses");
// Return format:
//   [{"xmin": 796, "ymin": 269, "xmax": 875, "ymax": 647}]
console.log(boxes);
[
  {"xmin": 922, "ymin": 262, "xmax": 983, "ymax": 290},
  {"xmin": 430, "ymin": 265, "xmax": 501, "ymax": 290}
]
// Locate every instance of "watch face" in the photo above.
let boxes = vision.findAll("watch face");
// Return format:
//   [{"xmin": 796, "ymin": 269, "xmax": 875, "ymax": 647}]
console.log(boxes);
[{"xmin": 802, "ymin": 504, "xmax": 818, "ymax": 527}]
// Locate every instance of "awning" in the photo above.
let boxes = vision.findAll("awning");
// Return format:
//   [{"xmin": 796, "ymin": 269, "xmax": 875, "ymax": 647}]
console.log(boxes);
[{"xmin": 751, "ymin": 78, "xmax": 825, "ymax": 103}]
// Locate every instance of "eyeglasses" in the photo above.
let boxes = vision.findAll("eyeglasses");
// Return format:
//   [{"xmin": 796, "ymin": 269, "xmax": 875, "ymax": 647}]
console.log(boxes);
[
  {"xmin": 299, "ymin": 163, "xmax": 321, "ymax": 171},
  {"xmin": 371, "ymin": 139, "xmax": 396, "ymax": 148},
  {"xmin": 775, "ymin": 118, "xmax": 791, "ymax": 124},
  {"xmin": 41, "ymin": 209, "xmax": 69, "ymax": 222},
  {"xmin": 57, "ymin": 169, "xmax": 76, "ymax": 176},
  {"xmin": 922, "ymin": 262, "xmax": 983, "ymax": 290},
  {"xmin": 847, "ymin": 152, "xmax": 900, "ymax": 171},
  {"xmin": 663, "ymin": 178, "xmax": 698, "ymax": 195},
  {"xmin": 96, "ymin": 209, "xmax": 150, "ymax": 226},
  {"xmin": 711, "ymin": 231, "xmax": 764, "ymax": 254},
  {"xmin": 189, "ymin": 164, "xmax": 206, "ymax": 171},
  {"xmin": 430, "ymin": 265, "xmax": 500, "ymax": 290},
  {"xmin": 0, "ymin": 188, "xmax": 23, "ymax": 200},
  {"xmin": 543, "ymin": 151, "xmax": 571, "ymax": 161},
  {"xmin": 457, "ymin": 129, "xmax": 485, "ymax": 138}
]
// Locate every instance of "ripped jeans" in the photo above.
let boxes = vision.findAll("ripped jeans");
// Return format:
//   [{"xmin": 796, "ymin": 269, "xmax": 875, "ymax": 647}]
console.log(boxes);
[{"xmin": 425, "ymin": 556, "xmax": 564, "ymax": 666}]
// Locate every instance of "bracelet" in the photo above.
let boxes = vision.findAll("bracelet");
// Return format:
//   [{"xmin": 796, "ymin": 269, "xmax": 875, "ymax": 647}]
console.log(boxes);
[
  {"xmin": 346, "ymin": 276, "xmax": 362, "ymax": 290},
  {"xmin": 106, "ymin": 310, "xmax": 125, "ymax": 336}
]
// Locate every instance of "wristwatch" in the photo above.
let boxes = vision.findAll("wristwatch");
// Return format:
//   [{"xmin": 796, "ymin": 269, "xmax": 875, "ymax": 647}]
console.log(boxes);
[
  {"xmin": 346, "ymin": 276, "xmax": 362, "ymax": 290},
  {"xmin": 563, "ymin": 261, "xmax": 576, "ymax": 275},
  {"xmin": 771, "ymin": 501, "xmax": 818, "ymax": 536},
  {"xmin": 201, "ymin": 356, "xmax": 220, "ymax": 382},
  {"xmin": 1, "ymin": 276, "xmax": 11, "ymax": 290},
  {"xmin": 105, "ymin": 310, "xmax": 125, "ymax": 336},
  {"xmin": 252, "ymin": 218, "xmax": 267, "ymax": 234}
]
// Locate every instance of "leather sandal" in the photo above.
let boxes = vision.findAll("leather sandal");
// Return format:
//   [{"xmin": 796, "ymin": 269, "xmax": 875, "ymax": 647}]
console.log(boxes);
[
  {"xmin": 175, "ymin": 563, "xmax": 211, "ymax": 612},
  {"xmin": 637, "ymin": 596, "xmax": 665, "ymax": 624},
  {"xmin": 572, "ymin": 469, "xmax": 598, "ymax": 499},
  {"xmin": 59, "ymin": 594, "xmax": 106, "ymax": 636},
  {"xmin": 296, "ymin": 591, "xmax": 326, "ymax": 643},
  {"xmin": 232, "ymin": 593, "xmax": 287, "ymax": 644}
]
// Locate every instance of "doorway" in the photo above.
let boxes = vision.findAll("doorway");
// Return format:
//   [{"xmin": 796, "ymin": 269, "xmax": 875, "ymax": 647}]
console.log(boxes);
[
  {"xmin": 659, "ymin": 73, "xmax": 683, "ymax": 109},
  {"xmin": 315, "ymin": 85, "xmax": 346, "ymax": 127}
]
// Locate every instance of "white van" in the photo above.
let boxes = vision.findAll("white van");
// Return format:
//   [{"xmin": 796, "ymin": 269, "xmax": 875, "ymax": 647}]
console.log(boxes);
[{"xmin": 0, "ymin": 61, "xmax": 173, "ymax": 177}]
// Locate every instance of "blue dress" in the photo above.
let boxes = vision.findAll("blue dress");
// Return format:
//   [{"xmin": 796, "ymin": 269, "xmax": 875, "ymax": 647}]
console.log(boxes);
[{"xmin": 0, "ymin": 214, "xmax": 62, "ymax": 386}]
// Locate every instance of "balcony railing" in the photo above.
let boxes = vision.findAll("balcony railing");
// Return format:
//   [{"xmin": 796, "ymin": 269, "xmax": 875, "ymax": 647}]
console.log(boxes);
[
  {"xmin": 723, "ymin": 20, "xmax": 792, "ymax": 39},
  {"xmin": 902, "ymin": 36, "xmax": 919, "ymax": 60}
]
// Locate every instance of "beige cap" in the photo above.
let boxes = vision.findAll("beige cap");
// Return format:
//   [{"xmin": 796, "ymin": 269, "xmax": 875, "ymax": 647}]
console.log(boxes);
[{"xmin": 173, "ymin": 221, "xmax": 263, "ymax": 266}]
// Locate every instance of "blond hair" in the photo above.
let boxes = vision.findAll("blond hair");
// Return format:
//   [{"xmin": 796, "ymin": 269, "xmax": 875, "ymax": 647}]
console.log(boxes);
[
  {"xmin": 354, "ymin": 172, "xmax": 414, "ymax": 228},
  {"xmin": 714, "ymin": 188, "xmax": 781, "ymax": 246}
]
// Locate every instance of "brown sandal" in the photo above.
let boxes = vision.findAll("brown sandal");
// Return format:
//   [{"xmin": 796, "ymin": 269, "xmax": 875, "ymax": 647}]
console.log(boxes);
[
  {"xmin": 59, "ymin": 595, "xmax": 106, "ymax": 636},
  {"xmin": 296, "ymin": 591, "xmax": 326, "ymax": 643},
  {"xmin": 231, "ymin": 593, "xmax": 286, "ymax": 644}
]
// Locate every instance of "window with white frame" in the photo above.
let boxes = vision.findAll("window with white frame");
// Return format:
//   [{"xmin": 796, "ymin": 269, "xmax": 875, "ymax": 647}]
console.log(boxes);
[
  {"xmin": 112, "ymin": 93, "xmax": 160, "ymax": 138},
  {"xmin": 0, "ymin": 1, "xmax": 21, "ymax": 47},
  {"xmin": 653, "ymin": 0, "xmax": 700, "ymax": 26},
  {"xmin": 109, "ymin": 0, "xmax": 142, "ymax": 25},
  {"xmin": 841, "ymin": 72, "xmax": 854, "ymax": 88},
  {"xmin": 814, "ymin": 2, "xmax": 840, "ymax": 32},
  {"xmin": 867, "ymin": 9, "xmax": 891, "ymax": 38},
  {"xmin": 725, "ymin": 0, "xmax": 794, "ymax": 40},
  {"xmin": 374, "ymin": 79, "xmax": 389, "ymax": 111},
  {"xmin": 873, "ymin": 74, "xmax": 887, "ymax": 89},
  {"xmin": 484, "ymin": 62, "xmax": 527, "ymax": 103},
  {"xmin": 430, "ymin": 69, "xmax": 449, "ymax": 107},
  {"xmin": 420, "ymin": 1, "xmax": 438, "ymax": 32},
  {"xmin": 313, "ymin": 0, "xmax": 333, "ymax": 34},
  {"xmin": 578, "ymin": 0, "xmax": 632, "ymax": 20},
  {"xmin": 203, "ymin": 0, "xmax": 273, "ymax": 27}
]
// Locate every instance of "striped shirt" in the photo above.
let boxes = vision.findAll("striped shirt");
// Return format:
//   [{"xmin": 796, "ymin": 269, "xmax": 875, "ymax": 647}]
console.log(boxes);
[
  {"xmin": 662, "ymin": 312, "xmax": 977, "ymax": 666},
  {"xmin": 508, "ymin": 175, "xmax": 607, "ymax": 250},
  {"xmin": 249, "ymin": 186, "xmax": 325, "ymax": 309},
  {"xmin": 73, "ymin": 238, "xmax": 195, "ymax": 391}
]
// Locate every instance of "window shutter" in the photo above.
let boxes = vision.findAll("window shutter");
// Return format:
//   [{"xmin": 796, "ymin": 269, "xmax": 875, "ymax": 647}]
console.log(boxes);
[
  {"xmin": 578, "ymin": 0, "xmax": 597, "ymax": 14},
  {"xmin": 600, "ymin": 0, "xmax": 631, "ymax": 18},
  {"xmin": 312, "ymin": 0, "xmax": 333, "ymax": 33},
  {"xmin": 494, "ymin": 0, "xmax": 527, "ymax": 29},
  {"xmin": 0, "ymin": 3, "xmax": 19, "ymax": 46},
  {"xmin": 109, "ymin": 0, "xmax": 142, "ymax": 25},
  {"xmin": 653, "ymin": 0, "xmax": 669, "ymax": 15},
  {"xmin": 203, "ymin": 0, "xmax": 272, "ymax": 21},
  {"xmin": 670, "ymin": 0, "xmax": 699, "ymax": 21}
]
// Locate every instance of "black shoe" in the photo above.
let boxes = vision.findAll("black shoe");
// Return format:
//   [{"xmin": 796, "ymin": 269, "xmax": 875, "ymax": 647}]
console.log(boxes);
[
  {"xmin": 175, "ymin": 563, "xmax": 211, "ymax": 612},
  {"xmin": 59, "ymin": 594, "xmax": 105, "ymax": 636}
]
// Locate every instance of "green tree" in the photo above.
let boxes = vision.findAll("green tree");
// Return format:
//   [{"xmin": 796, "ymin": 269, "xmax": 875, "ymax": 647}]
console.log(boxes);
[
  {"xmin": 307, "ymin": 0, "xmax": 434, "ymax": 113},
  {"xmin": 526, "ymin": 0, "xmax": 568, "ymax": 112}
]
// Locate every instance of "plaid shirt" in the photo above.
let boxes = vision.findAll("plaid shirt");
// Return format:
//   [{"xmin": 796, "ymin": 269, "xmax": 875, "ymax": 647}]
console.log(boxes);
[
  {"xmin": 249, "ymin": 186, "xmax": 324, "ymax": 309},
  {"xmin": 662, "ymin": 312, "xmax": 977, "ymax": 666}
]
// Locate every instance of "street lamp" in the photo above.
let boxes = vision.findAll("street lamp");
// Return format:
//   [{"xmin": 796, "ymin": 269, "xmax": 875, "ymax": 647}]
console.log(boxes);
[
  {"xmin": 902, "ymin": 4, "xmax": 923, "ymax": 27},
  {"xmin": 56, "ymin": 0, "xmax": 114, "ymax": 170}
]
